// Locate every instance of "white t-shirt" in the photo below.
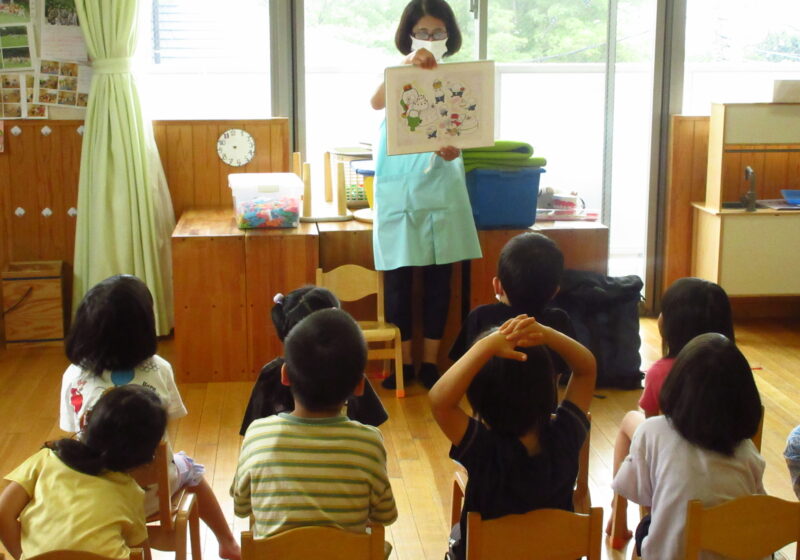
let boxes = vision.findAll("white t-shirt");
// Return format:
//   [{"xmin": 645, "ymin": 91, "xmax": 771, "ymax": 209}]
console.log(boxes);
[
  {"xmin": 60, "ymin": 355, "xmax": 187, "ymax": 433},
  {"xmin": 613, "ymin": 416, "xmax": 765, "ymax": 560}
]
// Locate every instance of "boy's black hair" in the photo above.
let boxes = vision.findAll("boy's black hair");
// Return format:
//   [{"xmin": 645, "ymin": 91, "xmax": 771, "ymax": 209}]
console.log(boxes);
[
  {"xmin": 659, "ymin": 333, "xmax": 761, "ymax": 456},
  {"xmin": 497, "ymin": 233, "xmax": 564, "ymax": 316},
  {"xmin": 271, "ymin": 286, "xmax": 340, "ymax": 341},
  {"xmin": 66, "ymin": 275, "xmax": 157, "ymax": 376},
  {"xmin": 283, "ymin": 308, "xmax": 367, "ymax": 411},
  {"xmin": 395, "ymin": 0, "xmax": 462, "ymax": 57},
  {"xmin": 47, "ymin": 385, "xmax": 167, "ymax": 475},
  {"xmin": 660, "ymin": 277, "xmax": 734, "ymax": 358},
  {"xmin": 467, "ymin": 340, "xmax": 556, "ymax": 438}
]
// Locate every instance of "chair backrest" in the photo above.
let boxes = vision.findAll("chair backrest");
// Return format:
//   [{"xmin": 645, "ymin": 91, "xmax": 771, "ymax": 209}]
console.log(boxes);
[
  {"xmin": 241, "ymin": 524, "xmax": 385, "ymax": 560},
  {"xmin": 130, "ymin": 440, "xmax": 174, "ymax": 530},
  {"xmin": 683, "ymin": 495, "xmax": 800, "ymax": 560},
  {"xmin": 316, "ymin": 265, "xmax": 385, "ymax": 323},
  {"xmin": 27, "ymin": 549, "xmax": 143, "ymax": 560},
  {"xmin": 466, "ymin": 507, "xmax": 603, "ymax": 560}
]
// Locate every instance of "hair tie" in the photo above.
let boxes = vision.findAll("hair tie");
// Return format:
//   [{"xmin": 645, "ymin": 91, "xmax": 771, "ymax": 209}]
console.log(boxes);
[{"xmin": 273, "ymin": 293, "xmax": 285, "ymax": 305}]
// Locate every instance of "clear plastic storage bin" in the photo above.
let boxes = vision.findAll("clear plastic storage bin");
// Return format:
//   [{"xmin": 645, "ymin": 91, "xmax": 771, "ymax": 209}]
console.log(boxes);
[{"xmin": 228, "ymin": 173, "xmax": 302, "ymax": 229}]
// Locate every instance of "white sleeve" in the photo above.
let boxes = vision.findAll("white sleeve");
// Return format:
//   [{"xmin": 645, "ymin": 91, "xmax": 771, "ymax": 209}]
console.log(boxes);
[
  {"xmin": 612, "ymin": 426, "xmax": 654, "ymax": 507},
  {"xmin": 155, "ymin": 356, "xmax": 188, "ymax": 419},
  {"xmin": 59, "ymin": 365, "xmax": 81, "ymax": 432}
]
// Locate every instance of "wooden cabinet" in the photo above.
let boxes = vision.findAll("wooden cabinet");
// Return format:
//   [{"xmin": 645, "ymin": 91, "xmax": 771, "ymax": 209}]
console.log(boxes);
[
  {"xmin": 693, "ymin": 205, "xmax": 800, "ymax": 296},
  {"xmin": 172, "ymin": 210, "xmax": 610, "ymax": 382}
]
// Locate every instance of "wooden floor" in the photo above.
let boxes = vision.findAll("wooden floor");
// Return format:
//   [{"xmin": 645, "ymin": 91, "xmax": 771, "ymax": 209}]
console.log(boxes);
[{"xmin": 0, "ymin": 317, "xmax": 798, "ymax": 559}]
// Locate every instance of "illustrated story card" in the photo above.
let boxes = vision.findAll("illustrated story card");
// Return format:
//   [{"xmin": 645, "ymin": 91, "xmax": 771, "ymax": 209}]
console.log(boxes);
[{"xmin": 385, "ymin": 60, "xmax": 494, "ymax": 156}]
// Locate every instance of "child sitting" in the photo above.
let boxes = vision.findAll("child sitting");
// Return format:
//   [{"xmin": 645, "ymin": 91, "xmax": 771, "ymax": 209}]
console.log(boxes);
[
  {"xmin": 0, "ymin": 385, "xmax": 165, "ymax": 559},
  {"xmin": 431, "ymin": 315, "xmax": 596, "ymax": 560},
  {"xmin": 240, "ymin": 286, "xmax": 387, "ymax": 435},
  {"xmin": 449, "ymin": 232, "xmax": 575, "ymax": 379},
  {"xmin": 233, "ymin": 308, "xmax": 397, "ymax": 537},
  {"xmin": 608, "ymin": 277, "xmax": 734, "ymax": 542},
  {"xmin": 59, "ymin": 275, "xmax": 240, "ymax": 560},
  {"xmin": 613, "ymin": 333, "xmax": 764, "ymax": 560}
]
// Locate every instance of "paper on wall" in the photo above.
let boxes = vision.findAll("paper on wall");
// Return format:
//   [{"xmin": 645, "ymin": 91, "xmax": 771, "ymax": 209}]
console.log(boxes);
[
  {"xmin": 0, "ymin": 22, "xmax": 35, "ymax": 72},
  {"xmin": 37, "ymin": 58, "xmax": 89, "ymax": 108},
  {"xmin": 40, "ymin": 0, "xmax": 87, "ymax": 62},
  {"xmin": 1, "ymin": 72, "xmax": 47, "ymax": 118}
]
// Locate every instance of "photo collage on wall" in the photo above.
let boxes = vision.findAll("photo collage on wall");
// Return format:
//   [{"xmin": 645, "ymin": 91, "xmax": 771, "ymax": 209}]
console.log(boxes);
[{"xmin": 0, "ymin": 0, "xmax": 90, "ymax": 119}]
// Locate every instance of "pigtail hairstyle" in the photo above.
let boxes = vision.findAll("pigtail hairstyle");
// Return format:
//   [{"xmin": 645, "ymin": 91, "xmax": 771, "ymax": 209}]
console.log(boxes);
[
  {"xmin": 47, "ymin": 385, "xmax": 167, "ymax": 475},
  {"xmin": 660, "ymin": 277, "xmax": 734, "ymax": 358},
  {"xmin": 66, "ymin": 275, "xmax": 157, "ymax": 376},
  {"xmin": 271, "ymin": 286, "xmax": 340, "ymax": 341},
  {"xmin": 659, "ymin": 333, "xmax": 761, "ymax": 456},
  {"xmin": 395, "ymin": 0, "xmax": 462, "ymax": 57}
]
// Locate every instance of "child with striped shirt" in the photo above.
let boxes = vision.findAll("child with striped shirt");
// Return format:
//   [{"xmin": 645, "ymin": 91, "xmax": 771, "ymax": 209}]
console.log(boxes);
[{"xmin": 232, "ymin": 308, "xmax": 397, "ymax": 537}]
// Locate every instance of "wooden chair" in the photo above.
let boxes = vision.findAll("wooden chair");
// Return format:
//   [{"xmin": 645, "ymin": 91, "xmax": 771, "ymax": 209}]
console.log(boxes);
[
  {"xmin": 316, "ymin": 265, "xmax": 405, "ymax": 398},
  {"xmin": 466, "ymin": 507, "xmax": 603, "ymax": 560},
  {"xmin": 131, "ymin": 441, "xmax": 201, "ymax": 560},
  {"xmin": 683, "ymin": 495, "xmax": 800, "ymax": 560},
  {"xmin": 27, "ymin": 550, "xmax": 143, "ymax": 560},
  {"xmin": 451, "ymin": 412, "xmax": 592, "ymax": 524},
  {"xmin": 241, "ymin": 524, "xmax": 385, "ymax": 560},
  {"xmin": 611, "ymin": 404, "xmax": 767, "ymax": 550}
]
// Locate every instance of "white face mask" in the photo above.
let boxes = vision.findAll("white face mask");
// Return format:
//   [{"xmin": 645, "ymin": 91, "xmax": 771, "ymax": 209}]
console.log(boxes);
[{"xmin": 411, "ymin": 37, "xmax": 448, "ymax": 61}]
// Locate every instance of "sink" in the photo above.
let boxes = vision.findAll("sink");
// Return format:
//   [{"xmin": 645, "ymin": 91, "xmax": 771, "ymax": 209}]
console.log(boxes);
[{"xmin": 721, "ymin": 201, "xmax": 767, "ymax": 210}]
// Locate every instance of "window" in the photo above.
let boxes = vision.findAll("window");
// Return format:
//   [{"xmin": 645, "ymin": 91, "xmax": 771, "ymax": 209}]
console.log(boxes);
[
  {"xmin": 136, "ymin": 0, "xmax": 271, "ymax": 120},
  {"xmin": 683, "ymin": 0, "xmax": 800, "ymax": 114}
]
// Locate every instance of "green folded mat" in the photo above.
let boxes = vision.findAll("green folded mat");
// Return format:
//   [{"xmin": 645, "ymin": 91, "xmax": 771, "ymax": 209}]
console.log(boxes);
[
  {"xmin": 463, "ymin": 141, "xmax": 534, "ymax": 157},
  {"xmin": 464, "ymin": 157, "xmax": 547, "ymax": 174}
]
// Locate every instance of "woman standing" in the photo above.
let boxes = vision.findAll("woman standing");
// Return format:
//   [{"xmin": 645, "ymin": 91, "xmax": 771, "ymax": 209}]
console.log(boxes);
[{"xmin": 371, "ymin": 0, "xmax": 481, "ymax": 390}]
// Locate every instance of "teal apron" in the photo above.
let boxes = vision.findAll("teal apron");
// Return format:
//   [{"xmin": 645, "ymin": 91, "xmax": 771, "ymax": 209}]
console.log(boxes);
[{"xmin": 373, "ymin": 121, "xmax": 482, "ymax": 271}]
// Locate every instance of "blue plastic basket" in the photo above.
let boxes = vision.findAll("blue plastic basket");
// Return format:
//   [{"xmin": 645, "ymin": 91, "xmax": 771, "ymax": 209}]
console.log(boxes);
[
  {"xmin": 465, "ymin": 167, "xmax": 545, "ymax": 229},
  {"xmin": 781, "ymin": 189, "xmax": 800, "ymax": 205}
]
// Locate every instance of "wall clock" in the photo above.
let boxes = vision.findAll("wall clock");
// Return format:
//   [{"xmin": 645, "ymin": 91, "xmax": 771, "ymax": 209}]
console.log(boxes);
[{"xmin": 216, "ymin": 129, "xmax": 255, "ymax": 167}]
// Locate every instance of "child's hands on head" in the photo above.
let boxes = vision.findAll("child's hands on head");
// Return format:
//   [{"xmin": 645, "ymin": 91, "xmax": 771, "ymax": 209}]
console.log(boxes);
[
  {"xmin": 487, "ymin": 315, "xmax": 547, "ymax": 361},
  {"xmin": 404, "ymin": 48, "xmax": 437, "ymax": 69}
]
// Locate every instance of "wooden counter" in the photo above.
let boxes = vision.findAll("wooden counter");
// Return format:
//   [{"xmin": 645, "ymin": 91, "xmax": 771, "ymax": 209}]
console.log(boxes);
[
  {"xmin": 692, "ymin": 203, "xmax": 800, "ymax": 296},
  {"xmin": 173, "ymin": 210, "xmax": 610, "ymax": 382}
]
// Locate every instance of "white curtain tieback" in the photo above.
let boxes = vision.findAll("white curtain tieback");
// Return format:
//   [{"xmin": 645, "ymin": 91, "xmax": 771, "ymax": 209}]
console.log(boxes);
[{"xmin": 92, "ymin": 57, "xmax": 133, "ymax": 74}]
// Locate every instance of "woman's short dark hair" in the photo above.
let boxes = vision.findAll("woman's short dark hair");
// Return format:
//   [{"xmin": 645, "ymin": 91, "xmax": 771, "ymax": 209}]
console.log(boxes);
[
  {"xmin": 395, "ymin": 0, "xmax": 462, "ymax": 57},
  {"xmin": 47, "ymin": 385, "xmax": 167, "ymax": 475},
  {"xmin": 660, "ymin": 277, "xmax": 734, "ymax": 358},
  {"xmin": 467, "ymin": 340, "xmax": 556, "ymax": 438},
  {"xmin": 271, "ymin": 286, "xmax": 340, "ymax": 341},
  {"xmin": 660, "ymin": 333, "xmax": 761, "ymax": 456},
  {"xmin": 66, "ymin": 275, "xmax": 157, "ymax": 376}
]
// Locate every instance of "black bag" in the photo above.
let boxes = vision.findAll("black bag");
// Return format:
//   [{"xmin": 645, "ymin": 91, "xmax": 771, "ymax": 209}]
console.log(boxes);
[{"xmin": 554, "ymin": 270, "xmax": 644, "ymax": 389}]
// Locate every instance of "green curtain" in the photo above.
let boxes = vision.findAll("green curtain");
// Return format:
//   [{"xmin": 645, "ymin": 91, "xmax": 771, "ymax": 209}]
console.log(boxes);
[{"xmin": 73, "ymin": 0, "xmax": 175, "ymax": 335}]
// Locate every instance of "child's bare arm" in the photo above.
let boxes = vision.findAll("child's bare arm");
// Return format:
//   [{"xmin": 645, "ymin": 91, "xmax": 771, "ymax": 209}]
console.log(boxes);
[
  {"xmin": 531, "ymin": 326, "xmax": 596, "ymax": 414},
  {"xmin": 370, "ymin": 82, "xmax": 386, "ymax": 110},
  {"xmin": 429, "ymin": 315, "xmax": 542, "ymax": 446},
  {"xmin": 0, "ymin": 481, "xmax": 28, "ymax": 559}
]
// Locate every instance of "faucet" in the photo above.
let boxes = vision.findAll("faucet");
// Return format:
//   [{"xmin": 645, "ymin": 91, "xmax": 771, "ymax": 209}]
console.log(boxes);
[{"xmin": 742, "ymin": 166, "xmax": 757, "ymax": 212}]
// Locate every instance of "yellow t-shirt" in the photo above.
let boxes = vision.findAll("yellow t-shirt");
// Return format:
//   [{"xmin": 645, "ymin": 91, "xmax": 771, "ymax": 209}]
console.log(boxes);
[{"xmin": 5, "ymin": 448, "xmax": 148, "ymax": 559}]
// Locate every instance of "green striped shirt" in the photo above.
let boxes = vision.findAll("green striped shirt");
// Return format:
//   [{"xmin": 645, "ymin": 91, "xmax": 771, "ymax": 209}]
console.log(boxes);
[{"xmin": 232, "ymin": 413, "xmax": 397, "ymax": 538}]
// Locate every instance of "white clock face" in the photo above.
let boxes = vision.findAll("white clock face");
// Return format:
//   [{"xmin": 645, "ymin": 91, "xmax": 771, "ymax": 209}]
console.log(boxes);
[{"xmin": 216, "ymin": 129, "xmax": 255, "ymax": 167}]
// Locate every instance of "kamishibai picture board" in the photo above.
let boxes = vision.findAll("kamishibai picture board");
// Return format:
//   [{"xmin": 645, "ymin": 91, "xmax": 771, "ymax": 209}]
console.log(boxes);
[{"xmin": 385, "ymin": 60, "xmax": 495, "ymax": 155}]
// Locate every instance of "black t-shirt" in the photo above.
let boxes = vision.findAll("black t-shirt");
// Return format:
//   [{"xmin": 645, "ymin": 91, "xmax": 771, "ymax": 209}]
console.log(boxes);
[
  {"xmin": 449, "ymin": 400, "xmax": 589, "ymax": 560},
  {"xmin": 239, "ymin": 357, "xmax": 389, "ymax": 435},
  {"xmin": 449, "ymin": 303, "xmax": 576, "ymax": 375}
]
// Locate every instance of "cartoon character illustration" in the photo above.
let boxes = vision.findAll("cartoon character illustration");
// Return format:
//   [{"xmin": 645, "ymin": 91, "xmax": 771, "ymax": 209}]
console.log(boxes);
[
  {"xmin": 447, "ymin": 80, "xmax": 466, "ymax": 98},
  {"xmin": 426, "ymin": 127, "xmax": 438, "ymax": 139},
  {"xmin": 400, "ymin": 84, "xmax": 419, "ymax": 118},
  {"xmin": 406, "ymin": 95, "xmax": 430, "ymax": 132},
  {"xmin": 464, "ymin": 97, "xmax": 477, "ymax": 111},
  {"xmin": 433, "ymin": 79, "xmax": 445, "ymax": 104}
]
